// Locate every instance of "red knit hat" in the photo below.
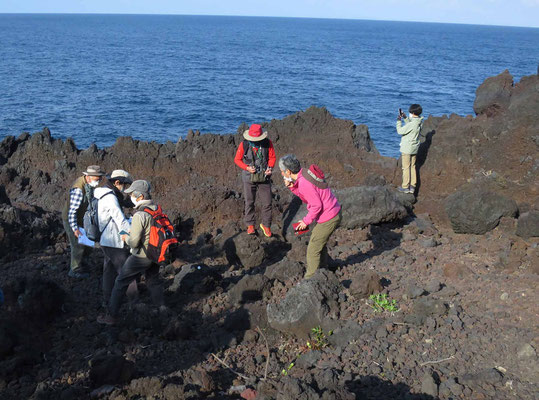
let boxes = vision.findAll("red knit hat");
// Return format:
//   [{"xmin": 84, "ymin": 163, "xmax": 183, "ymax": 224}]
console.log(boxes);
[{"xmin": 304, "ymin": 164, "xmax": 328, "ymax": 189}]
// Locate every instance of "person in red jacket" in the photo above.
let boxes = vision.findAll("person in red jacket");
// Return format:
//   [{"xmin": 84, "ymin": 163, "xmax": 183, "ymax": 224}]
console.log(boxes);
[{"xmin": 234, "ymin": 124, "xmax": 276, "ymax": 237}]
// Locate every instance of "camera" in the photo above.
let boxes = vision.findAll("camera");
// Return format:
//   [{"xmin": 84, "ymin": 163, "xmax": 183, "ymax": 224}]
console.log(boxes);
[{"xmin": 398, "ymin": 108, "xmax": 406, "ymax": 119}]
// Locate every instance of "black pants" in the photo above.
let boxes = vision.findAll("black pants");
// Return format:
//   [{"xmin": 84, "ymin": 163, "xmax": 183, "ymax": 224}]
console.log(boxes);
[
  {"xmin": 101, "ymin": 246, "xmax": 137, "ymax": 305},
  {"xmin": 108, "ymin": 255, "xmax": 164, "ymax": 318},
  {"xmin": 243, "ymin": 181, "xmax": 272, "ymax": 227}
]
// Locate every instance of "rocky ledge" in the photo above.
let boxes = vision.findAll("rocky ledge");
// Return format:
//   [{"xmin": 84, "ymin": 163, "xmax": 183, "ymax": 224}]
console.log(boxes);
[{"xmin": 0, "ymin": 70, "xmax": 537, "ymax": 399}]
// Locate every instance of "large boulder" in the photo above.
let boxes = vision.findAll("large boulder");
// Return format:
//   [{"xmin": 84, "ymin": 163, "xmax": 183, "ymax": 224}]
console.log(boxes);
[
  {"xmin": 445, "ymin": 188, "xmax": 518, "ymax": 234},
  {"xmin": 266, "ymin": 270, "xmax": 340, "ymax": 338},
  {"xmin": 89, "ymin": 355, "xmax": 135, "ymax": 387},
  {"xmin": 224, "ymin": 233, "xmax": 267, "ymax": 269},
  {"xmin": 228, "ymin": 274, "xmax": 272, "ymax": 305},
  {"xmin": 15, "ymin": 278, "xmax": 66, "ymax": 322},
  {"xmin": 473, "ymin": 70, "xmax": 513, "ymax": 115},
  {"xmin": 516, "ymin": 211, "xmax": 539, "ymax": 238},
  {"xmin": 335, "ymin": 186, "xmax": 409, "ymax": 229},
  {"xmin": 264, "ymin": 258, "xmax": 304, "ymax": 282},
  {"xmin": 168, "ymin": 264, "xmax": 221, "ymax": 295}
]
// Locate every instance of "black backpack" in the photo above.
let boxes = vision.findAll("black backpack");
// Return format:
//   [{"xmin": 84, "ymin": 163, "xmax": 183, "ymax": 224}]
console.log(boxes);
[{"xmin": 83, "ymin": 192, "xmax": 114, "ymax": 242}]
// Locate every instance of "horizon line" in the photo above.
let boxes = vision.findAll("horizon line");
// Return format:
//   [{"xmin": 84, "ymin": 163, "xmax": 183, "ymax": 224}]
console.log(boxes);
[{"xmin": 0, "ymin": 12, "xmax": 538, "ymax": 29}]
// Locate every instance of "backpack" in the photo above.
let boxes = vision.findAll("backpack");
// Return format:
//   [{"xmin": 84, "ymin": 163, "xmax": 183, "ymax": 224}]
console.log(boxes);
[
  {"xmin": 83, "ymin": 192, "xmax": 114, "ymax": 242},
  {"xmin": 142, "ymin": 205, "xmax": 179, "ymax": 265}
]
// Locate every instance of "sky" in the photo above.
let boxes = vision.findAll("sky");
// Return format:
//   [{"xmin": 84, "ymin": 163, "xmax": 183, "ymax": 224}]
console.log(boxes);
[{"xmin": 1, "ymin": 0, "xmax": 538, "ymax": 28}]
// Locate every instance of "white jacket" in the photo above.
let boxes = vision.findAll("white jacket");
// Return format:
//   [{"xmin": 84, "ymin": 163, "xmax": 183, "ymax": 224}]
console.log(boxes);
[{"xmin": 94, "ymin": 187, "xmax": 131, "ymax": 249}]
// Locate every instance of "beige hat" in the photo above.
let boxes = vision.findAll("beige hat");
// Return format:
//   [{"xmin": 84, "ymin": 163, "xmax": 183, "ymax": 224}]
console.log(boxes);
[
  {"xmin": 82, "ymin": 165, "xmax": 106, "ymax": 176},
  {"xmin": 110, "ymin": 169, "xmax": 133, "ymax": 184}
]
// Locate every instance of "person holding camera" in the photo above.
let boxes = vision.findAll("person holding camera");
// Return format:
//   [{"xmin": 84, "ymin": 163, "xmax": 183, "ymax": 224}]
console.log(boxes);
[
  {"xmin": 234, "ymin": 123, "xmax": 276, "ymax": 237},
  {"xmin": 396, "ymin": 104, "xmax": 424, "ymax": 194}
]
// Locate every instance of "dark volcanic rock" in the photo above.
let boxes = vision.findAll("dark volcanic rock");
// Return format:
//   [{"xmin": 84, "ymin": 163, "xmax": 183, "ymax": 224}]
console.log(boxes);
[
  {"xmin": 445, "ymin": 187, "xmax": 518, "ymax": 234},
  {"xmin": 264, "ymin": 258, "xmax": 304, "ymax": 281},
  {"xmin": 351, "ymin": 124, "xmax": 378, "ymax": 153},
  {"xmin": 349, "ymin": 271, "xmax": 383, "ymax": 299},
  {"xmin": 224, "ymin": 234, "xmax": 266, "ymax": 269},
  {"xmin": 336, "ymin": 186, "xmax": 408, "ymax": 229},
  {"xmin": 266, "ymin": 270, "xmax": 340, "ymax": 338},
  {"xmin": 404, "ymin": 298, "xmax": 448, "ymax": 326},
  {"xmin": 473, "ymin": 69, "xmax": 513, "ymax": 115},
  {"xmin": 516, "ymin": 211, "xmax": 539, "ymax": 237},
  {"xmin": 168, "ymin": 264, "xmax": 221, "ymax": 295},
  {"xmin": 228, "ymin": 274, "xmax": 271, "ymax": 305},
  {"xmin": 459, "ymin": 368, "xmax": 504, "ymax": 387},
  {"xmin": 89, "ymin": 355, "xmax": 135, "ymax": 386},
  {"xmin": 15, "ymin": 278, "xmax": 65, "ymax": 322}
]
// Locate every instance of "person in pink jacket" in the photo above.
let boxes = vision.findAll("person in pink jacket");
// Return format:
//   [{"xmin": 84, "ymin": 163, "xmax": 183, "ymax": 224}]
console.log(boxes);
[{"xmin": 279, "ymin": 154, "xmax": 342, "ymax": 279}]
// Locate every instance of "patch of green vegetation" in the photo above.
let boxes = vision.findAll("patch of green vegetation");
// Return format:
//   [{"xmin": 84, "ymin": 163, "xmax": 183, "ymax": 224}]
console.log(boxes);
[{"xmin": 369, "ymin": 293, "xmax": 399, "ymax": 313}]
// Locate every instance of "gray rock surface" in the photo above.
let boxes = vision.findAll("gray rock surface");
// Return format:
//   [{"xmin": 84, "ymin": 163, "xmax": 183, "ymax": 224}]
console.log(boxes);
[
  {"xmin": 445, "ymin": 187, "xmax": 518, "ymax": 234},
  {"xmin": 335, "ymin": 186, "xmax": 409, "ymax": 229},
  {"xmin": 473, "ymin": 69, "xmax": 513, "ymax": 115},
  {"xmin": 266, "ymin": 270, "xmax": 340, "ymax": 338},
  {"xmin": 228, "ymin": 274, "xmax": 271, "ymax": 305},
  {"xmin": 516, "ymin": 211, "xmax": 539, "ymax": 237}
]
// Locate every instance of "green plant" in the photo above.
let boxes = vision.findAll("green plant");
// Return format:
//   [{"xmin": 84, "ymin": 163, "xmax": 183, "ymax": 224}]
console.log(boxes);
[
  {"xmin": 308, "ymin": 326, "xmax": 333, "ymax": 350},
  {"xmin": 281, "ymin": 361, "xmax": 295, "ymax": 376},
  {"xmin": 369, "ymin": 293, "xmax": 399, "ymax": 313}
]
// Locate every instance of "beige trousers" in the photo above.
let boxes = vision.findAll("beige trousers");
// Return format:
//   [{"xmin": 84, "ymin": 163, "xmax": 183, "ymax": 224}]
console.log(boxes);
[{"xmin": 401, "ymin": 153, "xmax": 417, "ymax": 188}]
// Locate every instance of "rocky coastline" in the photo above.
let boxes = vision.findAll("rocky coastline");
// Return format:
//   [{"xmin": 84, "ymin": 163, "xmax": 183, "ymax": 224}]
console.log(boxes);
[{"xmin": 0, "ymin": 70, "xmax": 537, "ymax": 399}]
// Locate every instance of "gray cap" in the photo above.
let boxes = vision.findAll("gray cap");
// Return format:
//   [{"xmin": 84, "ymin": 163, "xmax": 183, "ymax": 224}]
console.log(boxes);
[
  {"xmin": 110, "ymin": 169, "xmax": 133, "ymax": 184},
  {"xmin": 124, "ymin": 179, "xmax": 151, "ymax": 196}
]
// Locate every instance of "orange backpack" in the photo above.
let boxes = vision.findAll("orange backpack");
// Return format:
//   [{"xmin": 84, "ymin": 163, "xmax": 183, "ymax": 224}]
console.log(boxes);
[{"xmin": 143, "ymin": 205, "xmax": 178, "ymax": 265}]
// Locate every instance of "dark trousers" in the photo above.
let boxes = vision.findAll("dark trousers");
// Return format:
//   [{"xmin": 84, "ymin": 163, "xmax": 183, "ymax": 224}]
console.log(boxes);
[
  {"xmin": 62, "ymin": 216, "xmax": 91, "ymax": 273},
  {"xmin": 101, "ymin": 246, "xmax": 138, "ymax": 305},
  {"xmin": 243, "ymin": 181, "xmax": 272, "ymax": 227},
  {"xmin": 108, "ymin": 255, "xmax": 164, "ymax": 318}
]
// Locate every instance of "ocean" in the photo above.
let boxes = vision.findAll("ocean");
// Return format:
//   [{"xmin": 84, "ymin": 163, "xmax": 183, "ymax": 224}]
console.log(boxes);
[{"xmin": 0, "ymin": 14, "xmax": 538, "ymax": 158}]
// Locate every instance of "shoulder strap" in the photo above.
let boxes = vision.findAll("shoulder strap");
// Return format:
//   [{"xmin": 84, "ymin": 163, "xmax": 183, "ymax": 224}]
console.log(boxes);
[
  {"xmin": 243, "ymin": 140, "xmax": 250, "ymax": 158},
  {"xmin": 143, "ymin": 205, "xmax": 162, "ymax": 218}
]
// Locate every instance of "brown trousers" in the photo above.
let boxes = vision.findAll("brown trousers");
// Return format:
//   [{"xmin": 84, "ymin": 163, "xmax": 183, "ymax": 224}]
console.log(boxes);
[{"xmin": 243, "ymin": 181, "xmax": 272, "ymax": 227}]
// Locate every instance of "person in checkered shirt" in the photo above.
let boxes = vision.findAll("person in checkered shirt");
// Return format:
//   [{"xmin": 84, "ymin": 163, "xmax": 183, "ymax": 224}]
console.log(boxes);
[{"xmin": 61, "ymin": 165, "xmax": 106, "ymax": 278}]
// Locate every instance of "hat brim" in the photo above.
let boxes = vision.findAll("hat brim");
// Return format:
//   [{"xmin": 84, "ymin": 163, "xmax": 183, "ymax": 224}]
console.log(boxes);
[
  {"xmin": 124, "ymin": 186, "xmax": 136, "ymax": 194},
  {"xmin": 83, "ymin": 171, "xmax": 106, "ymax": 177},
  {"xmin": 243, "ymin": 130, "xmax": 268, "ymax": 142},
  {"xmin": 303, "ymin": 171, "xmax": 328, "ymax": 189}
]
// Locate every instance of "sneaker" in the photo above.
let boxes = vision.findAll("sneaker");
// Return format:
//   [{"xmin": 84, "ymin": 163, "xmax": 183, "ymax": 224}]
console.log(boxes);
[
  {"xmin": 259, "ymin": 223, "xmax": 272, "ymax": 237},
  {"xmin": 408, "ymin": 185, "xmax": 416, "ymax": 194},
  {"xmin": 97, "ymin": 314, "xmax": 117, "ymax": 326},
  {"xmin": 247, "ymin": 225, "xmax": 256, "ymax": 235},
  {"xmin": 397, "ymin": 187, "xmax": 409, "ymax": 193},
  {"xmin": 68, "ymin": 269, "xmax": 90, "ymax": 279}
]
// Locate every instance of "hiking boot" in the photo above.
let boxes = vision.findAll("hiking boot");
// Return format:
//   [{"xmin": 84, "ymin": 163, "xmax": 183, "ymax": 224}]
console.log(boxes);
[
  {"xmin": 397, "ymin": 186, "xmax": 409, "ymax": 193},
  {"xmin": 247, "ymin": 225, "xmax": 256, "ymax": 235},
  {"xmin": 260, "ymin": 223, "xmax": 272, "ymax": 237},
  {"xmin": 97, "ymin": 314, "xmax": 117, "ymax": 326},
  {"xmin": 68, "ymin": 269, "xmax": 90, "ymax": 279},
  {"xmin": 408, "ymin": 185, "xmax": 416, "ymax": 194}
]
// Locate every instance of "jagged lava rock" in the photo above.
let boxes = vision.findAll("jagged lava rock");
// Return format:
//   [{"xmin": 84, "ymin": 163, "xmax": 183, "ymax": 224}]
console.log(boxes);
[
  {"xmin": 266, "ymin": 270, "xmax": 340, "ymax": 338},
  {"xmin": 445, "ymin": 187, "xmax": 518, "ymax": 234}
]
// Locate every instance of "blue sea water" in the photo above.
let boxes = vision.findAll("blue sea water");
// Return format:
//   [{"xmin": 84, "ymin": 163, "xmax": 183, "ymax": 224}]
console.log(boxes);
[{"xmin": 0, "ymin": 14, "xmax": 538, "ymax": 158}]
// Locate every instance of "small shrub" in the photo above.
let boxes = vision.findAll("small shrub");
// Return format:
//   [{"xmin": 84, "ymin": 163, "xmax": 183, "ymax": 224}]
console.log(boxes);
[{"xmin": 369, "ymin": 293, "xmax": 399, "ymax": 313}]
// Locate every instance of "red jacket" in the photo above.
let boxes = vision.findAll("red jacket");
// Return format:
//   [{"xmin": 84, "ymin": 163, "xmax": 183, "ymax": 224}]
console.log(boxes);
[{"xmin": 234, "ymin": 140, "xmax": 276, "ymax": 171}]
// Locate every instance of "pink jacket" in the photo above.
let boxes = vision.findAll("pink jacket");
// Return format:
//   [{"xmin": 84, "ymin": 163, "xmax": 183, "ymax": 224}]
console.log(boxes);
[{"xmin": 289, "ymin": 169, "xmax": 341, "ymax": 225}]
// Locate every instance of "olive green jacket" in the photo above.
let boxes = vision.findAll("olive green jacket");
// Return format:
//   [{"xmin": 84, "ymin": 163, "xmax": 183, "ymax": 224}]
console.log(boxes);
[
  {"xmin": 128, "ymin": 200, "xmax": 157, "ymax": 258},
  {"xmin": 396, "ymin": 116, "xmax": 424, "ymax": 155}
]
